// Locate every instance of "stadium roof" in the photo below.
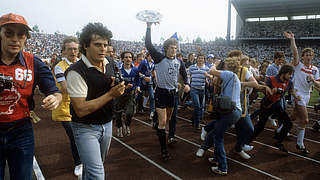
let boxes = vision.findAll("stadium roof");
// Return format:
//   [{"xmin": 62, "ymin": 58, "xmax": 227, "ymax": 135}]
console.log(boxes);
[{"xmin": 231, "ymin": 0, "xmax": 320, "ymax": 19}]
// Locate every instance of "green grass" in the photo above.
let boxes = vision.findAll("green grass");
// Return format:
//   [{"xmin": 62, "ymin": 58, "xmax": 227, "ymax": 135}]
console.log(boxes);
[{"xmin": 309, "ymin": 88, "xmax": 320, "ymax": 106}]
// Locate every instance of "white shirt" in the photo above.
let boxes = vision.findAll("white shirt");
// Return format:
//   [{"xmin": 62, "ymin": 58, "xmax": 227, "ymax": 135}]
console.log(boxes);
[
  {"xmin": 66, "ymin": 55, "xmax": 109, "ymax": 98},
  {"xmin": 293, "ymin": 62, "xmax": 319, "ymax": 93}
]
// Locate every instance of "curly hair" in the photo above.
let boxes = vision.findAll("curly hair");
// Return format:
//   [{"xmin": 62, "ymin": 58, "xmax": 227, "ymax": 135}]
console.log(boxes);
[
  {"xmin": 278, "ymin": 64, "xmax": 294, "ymax": 76},
  {"xmin": 227, "ymin": 49, "xmax": 242, "ymax": 58},
  {"xmin": 79, "ymin": 22, "xmax": 113, "ymax": 55},
  {"xmin": 163, "ymin": 38, "xmax": 178, "ymax": 53},
  {"xmin": 240, "ymin": 55, "xmax": 249, "ymax": 66},
  {"xmin": 224, "ymin": 57, "xmax": 240, "ymax": 74}
]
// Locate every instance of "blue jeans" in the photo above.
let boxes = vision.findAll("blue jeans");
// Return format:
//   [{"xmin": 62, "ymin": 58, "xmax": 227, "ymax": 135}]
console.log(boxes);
[
  {"xmin": 234, "ymin": 114, "xmax": 254, "ymax": 152},
  {"xmin": 190, "ymin": 87, "xmax": 205, "ymax": 127},
  {"xmin": 213, "ymin": 109, "xmax": 241, "ymax": 172},
  {"xmin": 147, "ymin": 85, "xmax": 155, "ymax": 113},
  {"xmin": 72, "ymin": 121, "xmax": 112, "ymax": 180},
  {"xmin": 140, "ymin": 85, "xmax": 155, "ymax": 113},
  {"xmin": 235, "ymin": 95, "xmax": 254, "ymax": 152},
  {"xmin": 200, "ymin": 120, "xmax": 216, "ymax": 150},
  {"xmin": 0, "ymin": 120, "xmax": 34, "ymax": 180},
  {"xmin": 61, "ymin": 121, "xmax": 81, "ymax": 166},
  {"xmin": 168, "ymin": 93, "xmax": 179, "ymax": 139}
]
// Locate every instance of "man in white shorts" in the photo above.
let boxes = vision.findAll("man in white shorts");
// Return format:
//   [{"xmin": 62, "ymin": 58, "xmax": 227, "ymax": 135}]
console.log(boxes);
[{"xmin": 285, "ymin": 31, "xmax": 320, "ymax": 154}]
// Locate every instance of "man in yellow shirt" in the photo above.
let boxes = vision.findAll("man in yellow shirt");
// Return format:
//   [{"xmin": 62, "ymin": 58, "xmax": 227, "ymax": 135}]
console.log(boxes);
[{"xmin": 52, "ymin": 37, "xmax": 82, "ymax": 177}]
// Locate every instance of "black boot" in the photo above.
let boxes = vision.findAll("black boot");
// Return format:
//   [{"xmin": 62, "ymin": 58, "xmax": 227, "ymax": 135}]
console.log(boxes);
[{"xmin": 157, "ymin": 129, "xmax": 170, "ymax": 161}]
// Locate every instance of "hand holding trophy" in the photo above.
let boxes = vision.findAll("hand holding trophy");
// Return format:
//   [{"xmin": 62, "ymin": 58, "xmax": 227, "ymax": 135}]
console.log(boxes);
[{"xmin": 136, "ymin": 10, "xmax": 163, "ymax": 27}]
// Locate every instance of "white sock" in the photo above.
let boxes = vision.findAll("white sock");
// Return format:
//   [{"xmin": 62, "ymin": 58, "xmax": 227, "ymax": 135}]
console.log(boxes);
[
  {"xmin": 143, "ymin": 96, "xmax": 148, "ymax": 108},
  {"xmin": 296, "ymin": 127, "xmax": 305, "ymax": 148},
  {"xmin": 276, "ymin": 124, "xmax": 283, "ymax": 133}
]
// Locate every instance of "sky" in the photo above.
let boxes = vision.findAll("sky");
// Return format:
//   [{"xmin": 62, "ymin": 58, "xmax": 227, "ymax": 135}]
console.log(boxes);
[{"xmin": 2, "ymin": 0, "xmax": 237, "ymax": 43}]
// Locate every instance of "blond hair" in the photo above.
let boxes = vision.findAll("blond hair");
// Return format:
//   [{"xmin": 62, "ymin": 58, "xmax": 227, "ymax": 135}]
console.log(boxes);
[
  {"xmin": 224, "ymin": 57, "xmax": 240, "ymax": 74},
  {"xmin": 302, "ymin": 48, "xmax": 314, "ymax": 57}
]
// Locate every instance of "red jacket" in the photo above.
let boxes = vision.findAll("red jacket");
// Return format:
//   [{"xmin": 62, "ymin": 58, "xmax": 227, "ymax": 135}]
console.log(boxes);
[{"xmin": 0, "ymin": 52, "xmax": 34, "ymax": 122}]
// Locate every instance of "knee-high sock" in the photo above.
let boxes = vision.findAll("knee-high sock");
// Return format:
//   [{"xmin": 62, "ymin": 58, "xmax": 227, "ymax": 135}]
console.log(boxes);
[
  {"xmin": 157, "ymin": 128, "xmax": 167, "ymax": 152},
  {"xmin": 296, "ymin": 127, "xmax": 305, "ymax": 148}
]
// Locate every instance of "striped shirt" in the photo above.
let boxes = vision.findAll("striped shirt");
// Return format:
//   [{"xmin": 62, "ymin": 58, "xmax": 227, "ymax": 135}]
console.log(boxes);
[{"xmin": 188, "ymin": 64, "xmax": 209, "ymax": 90}]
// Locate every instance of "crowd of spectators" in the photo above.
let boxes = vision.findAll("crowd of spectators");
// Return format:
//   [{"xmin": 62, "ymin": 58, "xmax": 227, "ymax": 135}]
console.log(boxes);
[
  {"xmin": 238, "ymin": 19, "xmax": 320, "ymax": 38},
  {"xmin": 25, "ymin": 32, "xmax": 67, "ymax": 59},
  {"xmin": 24, "ymin": 29, "xmax": 320, "ymax": 68}
]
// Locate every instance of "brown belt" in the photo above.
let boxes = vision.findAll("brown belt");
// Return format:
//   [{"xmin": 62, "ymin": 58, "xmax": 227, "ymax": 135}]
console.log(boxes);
[{"xmin": 0, "ymin": 118, "xmax": 31, "ymax": 132}]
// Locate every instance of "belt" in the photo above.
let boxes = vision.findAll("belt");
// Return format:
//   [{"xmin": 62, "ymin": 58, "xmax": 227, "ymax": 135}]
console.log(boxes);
[
  {"xmin": 157, "ymin": 87, "xmax": 177, "ymax": 94},
  {"xmin": 0, "ymin": 118, "xmax": 30, "ymax": 132}
]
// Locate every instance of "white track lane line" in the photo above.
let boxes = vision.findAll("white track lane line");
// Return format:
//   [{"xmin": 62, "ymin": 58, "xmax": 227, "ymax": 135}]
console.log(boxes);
[
  {"xmin": 177, "ymin": 115, "xmax": 320, "ymax": 164},
  {"xmin": 33, "ymin": 156, "xmax": 45, "ymax": 180},
  {"xmin": 112, "ymin": 136, "xmax": 182, "ymax": 180},
  {"xmin": 134, "ymin": 117, "xmax": 282, "ymax": 180},
  {"xmin": 263, "ymin": 127, "xmax": 320, "ymax": 144}
]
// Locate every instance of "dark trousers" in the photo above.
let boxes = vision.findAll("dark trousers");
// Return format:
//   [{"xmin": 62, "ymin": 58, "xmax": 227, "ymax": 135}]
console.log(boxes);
[
  {"xmin": 61, "ymin": 121, "xmax": 81, "ymax": 166},
  {"xmin": 114, "ymin": 93, "xmax": 136, "ymax": 128},
  {"xmin": 249, "ymin": 101, "xmax": 292, "ymax": 144},
  {"xmin": 168, "ymin": 93, "xmax": 179, "ymax": 139}
]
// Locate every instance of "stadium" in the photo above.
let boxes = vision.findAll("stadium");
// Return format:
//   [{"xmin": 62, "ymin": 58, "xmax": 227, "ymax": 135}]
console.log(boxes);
[{"xmin": 2, "ymin": 0, "xmax": 320, "ymax": 179}]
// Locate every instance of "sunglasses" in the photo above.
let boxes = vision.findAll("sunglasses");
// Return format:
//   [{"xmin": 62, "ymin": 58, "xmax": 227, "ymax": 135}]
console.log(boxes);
[{"xmin": 4, "ymin": 29, "xmax": 27, "ymax": 39}]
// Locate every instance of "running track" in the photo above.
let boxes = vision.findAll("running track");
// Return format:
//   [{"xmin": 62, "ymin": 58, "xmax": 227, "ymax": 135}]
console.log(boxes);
[{"xmin": 32, "ymin": 91, "xmax": 320, "ymax": 180}]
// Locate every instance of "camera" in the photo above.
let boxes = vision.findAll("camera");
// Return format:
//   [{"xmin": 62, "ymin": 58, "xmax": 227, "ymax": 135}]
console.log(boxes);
[
  {"xmin": 0, "ymin": 74, "xmax": 13, "ymax": 92},
  {"xmin": 114, "ymin": 71, "xmax": 129, "ymax": 86},
  {"xmin": 276, "ymin": 88, "xmax": 283, "ymax": 94},
  {"xmin": 114, "ymin": 71, "xmax": 123, "ymax": 85}
]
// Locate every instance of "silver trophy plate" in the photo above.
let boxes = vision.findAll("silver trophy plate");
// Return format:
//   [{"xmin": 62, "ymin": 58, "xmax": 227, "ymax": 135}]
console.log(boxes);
[{"xmin": 136, "ymin": 10, "xmax": 163, "ymax": 23}]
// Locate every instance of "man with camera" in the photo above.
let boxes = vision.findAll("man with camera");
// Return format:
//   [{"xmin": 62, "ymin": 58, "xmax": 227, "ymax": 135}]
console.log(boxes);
[
  {"xmin": 248, "ymin": 64, "xmax": 299, "ymax": 153},
  {"xmin": 114, "ymin": 51, "xmax": 141, "ymax": 137},
  {"xmin": 0, "ymin": 13, "xmax": 62, "ymax": 179},
  {"xmin": 65, "ymin": 22, "xmax": 125, "ymax": 180}
]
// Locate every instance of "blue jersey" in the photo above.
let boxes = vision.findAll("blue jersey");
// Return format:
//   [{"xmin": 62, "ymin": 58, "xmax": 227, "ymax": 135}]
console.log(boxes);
[
  {"xmin": 120, "ymin": 66, "xmax": 140, "ymax": 93},
  {"xmin": 138, "ymin": 59, "xmax": 154, "ymax": 85}
]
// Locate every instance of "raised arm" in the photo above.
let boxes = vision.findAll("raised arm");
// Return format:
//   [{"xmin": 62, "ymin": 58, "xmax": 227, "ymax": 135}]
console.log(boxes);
[
  {"xmin": 284, "ymin": 31, "xmax": 299, "ymax": 66},
  {"xmin": 145, "ymin": 22, "xmax": 164, "ymax": 64}
]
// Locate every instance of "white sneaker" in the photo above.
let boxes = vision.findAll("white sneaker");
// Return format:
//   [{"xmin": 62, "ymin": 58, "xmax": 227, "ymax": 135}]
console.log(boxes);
[
  {"xmin": 196, "ymin": 148, "xmax": 205, "ymax": 157},
  {"xmin": 117, "ymin": 127, "xmax": 124, "ymax": 138},
  {"xmin": 237, "ymin": 150, "xmax": 251, "ymax": 159},
  {"xmin": 122, "ymin": 125, "xmax": 127, "ymax": 136},
  {"xmin": 126, "ymin": 126, "xmax": 131, "ymax": 136},
  {"xmin": 74, "ymin": 164, "xmax": 83, "ymax": 176},
  {"xmin": 200, "ymin": 127, "xmax": 207, "ymax": 141},
  {"xmin": 268, "ymin": 116, "xmax": 277, "ymax": 127},
  {"xmin": 149, "ymin": 112, "xmax": 154, "ymax": 120},
  {"xmin": 242, "ymin": 144, "xmax": 254, "ymax": 152}
]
